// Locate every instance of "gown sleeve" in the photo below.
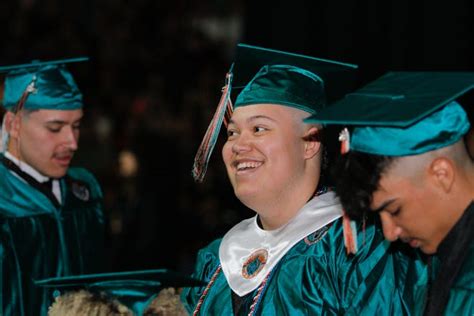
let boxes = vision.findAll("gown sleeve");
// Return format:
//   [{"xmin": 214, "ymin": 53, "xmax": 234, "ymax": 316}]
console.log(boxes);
[{"xmin": 180, "ymin": 238, "xmax": 222, "ymax": 314}]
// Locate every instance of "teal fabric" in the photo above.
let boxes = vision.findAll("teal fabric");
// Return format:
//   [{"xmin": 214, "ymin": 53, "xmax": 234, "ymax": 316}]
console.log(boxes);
[
  {"xmin": 235, "ymin": 64, "xmax": 325, "ymax": 114},
  {"xmin": 0, "ymin": 156, "xmax": 104, "ymax": 316},
  {"xmin": 303, "ymin": 72, "xmax": 474, "ymax": 128},
  {"xmin": 35, "ymin": 269, "xmax": 204, "ymax": 315},
  {"xmin": 182, "ymin": 218, "xmax": 429, "ymax": 315},
  {"xmin": 350, "ymin": 101, "xmax": 470, "ymax": 156},
  {"xmin": 2, "ymin": 64, "xmax": 83, "ymax": 111},
  {"xmin": 231, "ymin": 43, "xmax": 358, "ymax": 103}
]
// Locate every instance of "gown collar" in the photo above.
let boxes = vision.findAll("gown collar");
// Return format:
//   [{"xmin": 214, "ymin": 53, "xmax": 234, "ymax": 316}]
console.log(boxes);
[{"xmin": 219, "ymin": 191, "xmax": 343, "ymax": 296}]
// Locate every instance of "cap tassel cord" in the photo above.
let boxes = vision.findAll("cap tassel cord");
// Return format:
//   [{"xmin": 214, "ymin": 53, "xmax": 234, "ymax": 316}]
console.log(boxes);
[
  {"xmin": 342, "ymin": 211, "xmax": 358, "ymax": 255},
  {"xmin": 1, "ymin": 115, "xmax": 9, "ymax": 153},
  {"xmin": 13, "ymin": 76, "xmax": 37, "ymax": 114},
  {"xmin": 339, "ymin": 127, "xmax": 350, "ymax": 154},
  {"xmin": 2, "ymin": 77, "xmax": 37, "ymax": 153},
  {"xmin": 192, "ymin": 72, "xmax": 233, "ymax": 182}
]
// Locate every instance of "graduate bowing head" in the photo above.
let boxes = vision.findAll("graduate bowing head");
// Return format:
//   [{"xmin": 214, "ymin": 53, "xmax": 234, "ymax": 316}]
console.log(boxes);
[{"xmin": 305, "ymin": 71, "xmax": 474, "ymax": 254}]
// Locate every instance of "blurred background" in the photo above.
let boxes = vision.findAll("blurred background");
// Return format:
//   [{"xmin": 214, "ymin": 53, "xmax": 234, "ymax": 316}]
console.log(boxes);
[{"xmin": 0, "ymin": 0, "xmax": 472, "ymax": 275}]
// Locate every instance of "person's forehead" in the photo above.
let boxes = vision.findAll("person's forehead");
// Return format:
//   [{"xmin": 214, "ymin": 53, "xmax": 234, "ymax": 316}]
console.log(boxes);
[
  {"xmin": 29, "ymin": 108, "xmax": 83, "ymax": 120},
  {"xmin": 371, "ymin": 170, "xmax": 407, "ymax": 205},
  {"xmin": 233, "ymin": 103, "xmax": 306, "ymax": 118},
  {"xmin": 373, "ymin": 164, "xmax": 429, "ymax": 203}
]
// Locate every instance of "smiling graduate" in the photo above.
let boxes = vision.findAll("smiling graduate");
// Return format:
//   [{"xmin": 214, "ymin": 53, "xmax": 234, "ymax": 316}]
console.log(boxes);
[{"xmin": 182, "ymin": 44, "xmax": 428, "ymax": 315}]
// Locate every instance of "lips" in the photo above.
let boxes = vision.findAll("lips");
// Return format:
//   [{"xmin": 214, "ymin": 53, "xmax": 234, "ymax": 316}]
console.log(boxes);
[
  {"xmin": 408, "ymin": 239, "xmax": 420, "ymax": 248},
  {"xmin": 401, "ymin": 236, "xmax": 420, "ymax": 248},
  {"xmin": 233, "ymin": 159, "xmax": 263, "ymax": 174},
  {"xmin": 54, "ymin": 153, "xmax": 73, "ymax": 167}
]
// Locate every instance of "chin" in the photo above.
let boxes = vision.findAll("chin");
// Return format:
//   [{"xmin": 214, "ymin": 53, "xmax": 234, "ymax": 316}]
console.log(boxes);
[
  {"xmin": 420, "ymin": 244, "xmax": 437, "ymax": 255},
  {"xmin": 46, "ymin": 168, "xmax": 68, "ymax": 178},
  {"xmin": 234, "ymin": 188, "xmax": 260, "ymax": 209}
]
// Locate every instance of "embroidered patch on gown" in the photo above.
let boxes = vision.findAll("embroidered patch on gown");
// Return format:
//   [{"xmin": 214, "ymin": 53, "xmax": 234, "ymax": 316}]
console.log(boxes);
[
  {"xmin": 304, "ymin": 225, "xmax": 330, "ymax": 245},
  {"xmin": 242, "ymin": 249, "xmax": 268, "ymax": 279}
]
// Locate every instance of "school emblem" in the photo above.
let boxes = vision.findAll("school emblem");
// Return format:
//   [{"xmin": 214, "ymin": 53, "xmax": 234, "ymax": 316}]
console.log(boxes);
[
  {"xmin": 304, "ymin": 226, "xmax": 329, "ymax": 245},
  {"xmin": 72, "ymin": 182, "xmax": 90, "ymax": 201},
  {"xmin": 241, "ymin": 249, "xmax": 268, "ymax": 279}
]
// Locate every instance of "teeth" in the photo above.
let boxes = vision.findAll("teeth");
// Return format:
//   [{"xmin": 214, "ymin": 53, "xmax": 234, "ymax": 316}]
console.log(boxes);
[{"xmin": 236, "ymin": 161, "xmax": 262, "ymax": 171}]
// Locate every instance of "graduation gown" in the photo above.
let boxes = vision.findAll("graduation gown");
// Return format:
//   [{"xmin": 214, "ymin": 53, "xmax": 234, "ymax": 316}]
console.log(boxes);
[
  {"xmin": 182, "ymin": 192, "xmax": 428, "ymax": 315},
  {"xmin": 424, "ymin": 201, "xmax": 474, "ymax": 315},
  {"xmin": 0, "ymin": 155, "xmax": 104, "ymax": 315}
]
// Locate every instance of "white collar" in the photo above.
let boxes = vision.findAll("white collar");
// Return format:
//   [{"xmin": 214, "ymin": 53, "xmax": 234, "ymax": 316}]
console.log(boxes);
[
  {"xmin": 4, "ymin": 151, "xmax": 62, "ymax": 204},
  {"xmin": 219, "ymin": 191, "xmax": 343, "ymax": 296},
  {"xmin": 5, "ymin": 151, "xmax": 49, "ymax": 183}
]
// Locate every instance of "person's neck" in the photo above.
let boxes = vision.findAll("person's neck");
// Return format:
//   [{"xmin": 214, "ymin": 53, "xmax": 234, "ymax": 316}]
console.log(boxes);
[
  {"xmin": 4, "ymin": 151, "xmax": 49, "ymax": 183},
  {"xmin": 254, "ymin": 180, "xmax": 318, "ymax": 230}
]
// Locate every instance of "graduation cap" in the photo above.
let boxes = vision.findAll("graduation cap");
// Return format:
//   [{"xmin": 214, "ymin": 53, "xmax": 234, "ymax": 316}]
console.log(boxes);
[
  {"xmin": 35, "ymin": 269, "xmax": 205, "ymax": 315},
  {"xmin": 0, "ymin": 57, "xmax": 88, "ymax": 112},
  {"xmin": 304, "ymin": 72, "xmax": 474, "ymax": 156},
  {"xmin": 192, "ymin": 43, "xmax": 358, "ymax": 182}
]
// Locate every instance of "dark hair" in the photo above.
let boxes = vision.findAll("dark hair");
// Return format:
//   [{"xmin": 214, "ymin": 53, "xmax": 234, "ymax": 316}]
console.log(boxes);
[
  {"xmin": 302, "ymin": 126, "xmax": 332, "ymax": 188},
  {"xmin": 331, "ymin": 151, "xmax": 395, "ymax": 219}
]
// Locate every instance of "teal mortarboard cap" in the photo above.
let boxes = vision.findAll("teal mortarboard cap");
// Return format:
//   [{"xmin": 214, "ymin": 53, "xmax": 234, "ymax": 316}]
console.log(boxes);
[
  {"xmin": 304, "ymin": 72, "xmax": 474, "ymax": 156},
  {"xmin": 232, "ymin": 44, "xmax": 358, "ymax": 113},
  {"xmin": 0, "ymin": 57, "xmax": 88, "ymax": 112},
  {"xmin": 35, "ymin": 269, "xmax": 205, "ymax": 315},
  {"xmin": 192, "ymin": 43, "xmax": 358, "ymax": 182}
]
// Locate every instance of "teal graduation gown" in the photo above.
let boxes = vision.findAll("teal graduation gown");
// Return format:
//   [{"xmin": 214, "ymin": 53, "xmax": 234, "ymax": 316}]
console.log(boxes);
[
  {"xmin": 0, "ymin": 156, "xmax": 104, "ymax": 316},
  {"xmin": 182, "ymin": 217, "xmax": 428, "ymax": 315}
]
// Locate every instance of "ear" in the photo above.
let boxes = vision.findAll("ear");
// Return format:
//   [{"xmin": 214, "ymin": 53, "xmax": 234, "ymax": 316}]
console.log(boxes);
[
  {"xmin": 4, "ymin": 112, "xmax": 21, "ymax": 139},
  {"xmin": 429, "ymin": 157, "xmax": 455, "ymax": 193},
  {"xmin": 302, "ymin": 126, "xmax": 322, "ymax": 159}
]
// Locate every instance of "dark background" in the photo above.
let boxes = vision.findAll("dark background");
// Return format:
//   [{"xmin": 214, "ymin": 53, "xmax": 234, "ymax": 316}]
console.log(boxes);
[{"xmin": 0, "ymin": 0, "xmax": 472, "ymax": 275}]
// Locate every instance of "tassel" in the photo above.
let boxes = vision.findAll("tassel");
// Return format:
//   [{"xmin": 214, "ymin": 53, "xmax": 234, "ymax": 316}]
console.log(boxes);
[
  {"xmin": 13, "ymin": 76, "xmax": 37, "ymax": 114},
  {"xmin": 343, "ymin": 211, "xmax": 358, "ymax": 255},
  {"xmin": 2, "ymin": 77, "xmax": 37, "ymax": 153},
  {"xmin": 339, "ymin": 127, "xmax": 350, "ymax": 154},
  {"xmin": 192, "ymin": 72, "xmax": 233, "ymax": 182},
  {"xmin": 1, "ymin": 115, "xmax": 8, "ymax": 153}
]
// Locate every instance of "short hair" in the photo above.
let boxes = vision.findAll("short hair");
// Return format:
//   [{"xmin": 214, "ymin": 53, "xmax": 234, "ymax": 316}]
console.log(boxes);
[
  {"xmin": 331, "ymin": 151, "xmax": 395, "ymax": 219},
  {"xmin": 143, "ymin": 287, "xmax": 188, "ymax": 316},
  {"xmin": 48, "ymin": 290, "xmax": 132, "ymax": 316}
]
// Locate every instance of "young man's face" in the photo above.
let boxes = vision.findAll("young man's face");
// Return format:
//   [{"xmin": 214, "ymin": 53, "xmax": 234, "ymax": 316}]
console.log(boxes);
[
  {"xmin": 221, "ymin": 104, "xmax": 308, "ymax": 208},
  {"xmin": 11, "ymin": 109, "xmax": 83, "ymax": 178},
  {"xmin": 371, "ymin": 162, "xmax": 453, "ymax": 254}
]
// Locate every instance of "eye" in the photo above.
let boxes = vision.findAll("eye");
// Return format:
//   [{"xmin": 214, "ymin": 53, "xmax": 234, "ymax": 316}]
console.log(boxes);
[
  {"xmin": 389, "ymin": 207, "xmax": 401, "ymax": 217},
  {"xmin": 47, "ymin": 127, "xmax": 61, "ymax": 133},
  {"xmin": 254, "ymin": 126, "xmax": 267, "ymax": 133},
  {"xmin": 226, "ymin": 129, "xmax": 237, "ymax": 139},
  {"xmin": 72, "ymin": 123, "xmax": 81, "ymax": 131}
]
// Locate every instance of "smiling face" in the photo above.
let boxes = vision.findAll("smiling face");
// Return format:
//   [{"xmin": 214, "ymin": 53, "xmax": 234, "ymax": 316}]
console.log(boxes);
[
  {"xmin": 8, "ymin": 108, "xmax": 83, "ymax": 178},
  {"xmin": 370, "ymin": 153, "xmax": 464, "ymax": 254},
  {"xmin": 222, "ymin": 104, "xmax": 319, "ymax": 216}
]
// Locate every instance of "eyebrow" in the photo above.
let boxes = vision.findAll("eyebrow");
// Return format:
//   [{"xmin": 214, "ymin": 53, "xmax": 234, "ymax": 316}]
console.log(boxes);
[
  {"xmin": 228, "ymin": 115, "xmax": 277, "ymax": 126},
  {"xmin": 371, "ymin": 198, "xmax": 396, "ymax": 213},
  {"xmin": 45, "ymin": 117, "xmax": 83, "ymax": 125}
]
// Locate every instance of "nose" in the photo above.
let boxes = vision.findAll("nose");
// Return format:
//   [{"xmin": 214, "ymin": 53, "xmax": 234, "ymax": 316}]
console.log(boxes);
[
  {"xmin": 64, "ymin": 126, "xmax": 79, "ymax": 151},
  {"xmin": 231, "ymin": 132, "xmax": 252, "ymax": 154},
  {"xmin": 379, "ymin": 212, "xmax": 402, "ymax": 241}
]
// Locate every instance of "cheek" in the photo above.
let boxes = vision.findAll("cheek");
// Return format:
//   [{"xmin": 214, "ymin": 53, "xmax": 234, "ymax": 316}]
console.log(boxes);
[{"xmin": 221, "ymin": 142, "xmax": 233, "ymax": 167}]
